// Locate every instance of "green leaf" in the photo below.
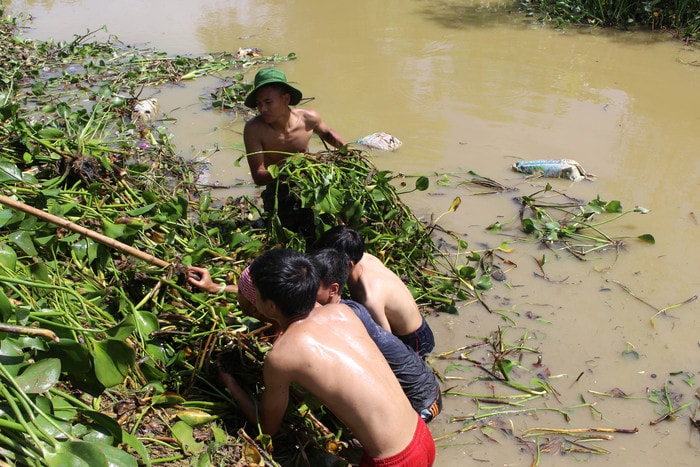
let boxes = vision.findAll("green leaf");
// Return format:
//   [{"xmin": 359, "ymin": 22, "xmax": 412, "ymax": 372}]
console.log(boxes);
[
  {"xmin": 315, "ymin": 187, "xmax": 343, "ymax": 214},
  {"xmin": 71, "ymin": 239, "xmax": 97, "ymax": 262},
  {"xmin": 415, "ymin": 176, "xmax": 429, "ymax": 191},
  {"xmin": 15, "ymin": 358, "xmax": 61, "ymax": 393},
  {"xmin": 457, "ymin": 265, "xmax": 476, "ymax": 280},
  {"xmin": 34, "ymin": 411, "xmax": 72, "ymax": 438},
  {"xmin": 135, "ymin": 310, "xmax": 160, "ymax": 337},
  {"xmin": 637, "ymin": 234, "xmax": 655, "ymax": 244},
  {"xmin": 79, "ymin": 409, "xmax": 124, "ymax": 444},
  {"xmin": 38, "ymin": 127, "xmax": 65, "ymax": 139},
  {"xmin": 621, "ymin": 342, "xmax": 639, "ymax": 360},
  {"xmin": 122, "ymin": 431, "xmax": 152, "ymax": 467},
  {"xmin": 102, "ymin": 220, "xmax": 126, "ymax": 239},
  {"xmin": 368, "ymin": 187, "xmax": 386, "ymax": 202},
  {"xmin": 56, "ymin": 102, "xmax": 71, "ymax": 118},
  {"xmin": 486, "ymin": 221, "xmax": 502, "ymax": 232},
  {"xmin": 211, "ymin": 424, "xmax": 227, "ymax": 444},
  {"xmin": 521, "ymin": 218, "xmax": 537, "ymax": 234},
  {"xmin": 0, "ymin": 209, "xmax": 17, "ymax": 228},
  {"xmin": 105, "ymin": 315, "xmax": 137, "ymax": 341},
  {"xmin": 497, "ymin": 358, "xmax": 515, "ymax": 378},
  {"xmin": 9, "ymin": 230, "xmax": 38, "ymax": 256},
  {"xmin": 93, "ymin": 339, "xmax": 135, "ymax": 388},
  {"xmin": 476, "ymin": 274, "xmax": 493, "ymax": 290},
  {"xmin": 30, "ymin": 261, "xmax": 51, "ymax": 283},
  {"xmin": 126, "ymin": 203, "xmax": 157, "ymax": 216},
  {"xmin": 172, "ymin": 420, "xmax": 205, "ymax": 455},
  {"xmin": 47, "ymin": 440, "xmax": 138, "ymax": 467},
  {"xmin": 0, "ymin": 288, "xmax": 14, "ymax": 321},
  {"xmin": 46, "ymin": 451, "xmax": 91, "ymax": 467},
  {"xmin": 0, "ymin": 161, "xmax": 22, "ymax": 182},
  {"xmin": 97, "ymin": 85, "xmax": 112, "ymax": 99},
  {"xmin": 444, "ymin": 363, "xmax": 471, "ymax": 374},
  {"xmin": 52, "ymin": 397, "xmax": 79, "ymax": 422},
  {"xmin": 176, "ymin": 408, "xmax": 220, "ymax": 426},
  {"xmin": 604, "ymin": 200, "xmax": 623, "ymax": 213}
]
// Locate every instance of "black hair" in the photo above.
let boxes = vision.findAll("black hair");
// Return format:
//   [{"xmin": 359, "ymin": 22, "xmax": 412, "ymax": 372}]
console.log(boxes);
[
  {"xmin": 307, "ymin": 248, "xmax": 350, "ymax": 290},
  {"xmin": 316, "ymin": 225, "xmax": 364, "ymax": 263},
  {"xmin": 248, "ymin": 248, "xmax": 319, "ymax": 318}
]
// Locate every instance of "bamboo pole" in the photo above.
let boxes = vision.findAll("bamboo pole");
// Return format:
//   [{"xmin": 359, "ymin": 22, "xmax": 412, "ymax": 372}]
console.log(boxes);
[{"xmin": 0, "ymin": 195, "xmax": 170, "ymax": 268}]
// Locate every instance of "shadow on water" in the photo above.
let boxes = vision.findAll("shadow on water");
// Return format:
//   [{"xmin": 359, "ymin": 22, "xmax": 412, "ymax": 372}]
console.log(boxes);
[{"xmin": 418, "ymin": 1, "xmax": 523, "ymax": 29}]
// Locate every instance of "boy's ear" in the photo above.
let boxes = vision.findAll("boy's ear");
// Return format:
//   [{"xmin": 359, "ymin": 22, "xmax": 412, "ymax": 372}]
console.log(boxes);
[{"xmin": 329, "ymin": 282, "xmax": 341, "ymax": 296}]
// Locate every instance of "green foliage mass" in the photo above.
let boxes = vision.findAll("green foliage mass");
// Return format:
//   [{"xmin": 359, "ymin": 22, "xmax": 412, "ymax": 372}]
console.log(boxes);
[
  {"xmin": 0, "ymin": 8, "xmax": 478, "ymax": 466},
  {"xmin": 520, "ymin": 0, "xmax": 700, "ymax": 41}
]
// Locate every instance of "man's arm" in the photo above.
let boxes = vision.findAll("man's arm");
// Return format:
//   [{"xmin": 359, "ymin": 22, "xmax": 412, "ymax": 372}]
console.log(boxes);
[
  {"xmin": 218, "ymin": 354, "xmax": 290, "ymax": 436},
  {"xmin": 315, "ymin": 123, "xmax": 345, "ymax": 149},
  {"xmin": 306, "ymin": 110, "xmax": 345, "ymax": 149},
  {"xmin": 218, "ymin": 368, "xmax": 259, "ymax": 424},
  {"xmin": 258, "ymin": 352, "xmax": 292, "ymax": 435},
  {"xmin": 362, "ymin": 295, "xmax": 393, "ymax": 333},
  {"xmin": 244, "ymin": 120, "xmax": 274, "ymax": 185}
]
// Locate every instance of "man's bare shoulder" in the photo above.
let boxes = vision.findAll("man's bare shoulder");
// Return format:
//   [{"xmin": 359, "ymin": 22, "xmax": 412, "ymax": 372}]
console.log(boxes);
[
  {"xmin": 264, "ymin": 307, "xmax": 362, "ymax": 373},
  {"xmin": 244, "ymin": 115, "xmax": 267, "ymax": 130},
  {"xmin": 359, "ymin": 254, "xmax": 399, "ymax": 279},
  {"xmin": 357, "ymin": 255, "xmax": 416, "ymax": 305},
  {"xmin": 264, "ymin": 331, "xmax": 308, "ymax": 372},
  {"xmin": 292, "ymin": 108, "xmax": 322, "ymax": 129}
]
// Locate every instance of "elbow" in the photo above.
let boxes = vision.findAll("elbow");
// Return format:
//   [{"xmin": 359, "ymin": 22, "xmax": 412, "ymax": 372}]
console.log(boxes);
[
  {"xmin": 260, "ymin": 420, "xmax": 281, "ymax": 437},
  {"xmin": 250, "ymin": 170, "xmax": 270, "ymax": 186}
]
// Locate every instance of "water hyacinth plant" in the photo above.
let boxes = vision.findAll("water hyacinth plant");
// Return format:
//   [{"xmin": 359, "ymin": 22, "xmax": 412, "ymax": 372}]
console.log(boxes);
[
  {"xmin": 0, "ymin": 10, "xmax": 486, "ymax": 465},
  {"xmin": 519, "ymin": 0, "xmax": 700, "ymax": 42}
]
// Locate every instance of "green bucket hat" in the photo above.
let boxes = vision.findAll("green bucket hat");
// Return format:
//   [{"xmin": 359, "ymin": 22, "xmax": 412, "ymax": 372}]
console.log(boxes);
[{"xmin": 244, "ymin": 68, "xmax": 303, "ymax": 109}]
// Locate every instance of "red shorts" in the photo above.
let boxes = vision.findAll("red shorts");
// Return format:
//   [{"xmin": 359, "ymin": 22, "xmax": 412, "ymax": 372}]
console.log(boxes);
[{"xmin": 359, "ymin": 415, "xmax": 435, "ymax": 466}]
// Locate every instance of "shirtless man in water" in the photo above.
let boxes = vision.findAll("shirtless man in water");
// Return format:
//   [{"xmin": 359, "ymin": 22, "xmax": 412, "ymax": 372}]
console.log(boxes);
[
  {"xmin": 243, "ymin": 67, "xmax": 345, "ymax": 186},
  {"xmin": 218, "ymin": 248, "xmax": 435, "ymax": 466},
  {"xmin": 243, "ymin": 67, "xmax": 344, "ymax": 237},
  {"xmin": 316, "ymin": 225, "xmax": 436, "ymax": 357}
]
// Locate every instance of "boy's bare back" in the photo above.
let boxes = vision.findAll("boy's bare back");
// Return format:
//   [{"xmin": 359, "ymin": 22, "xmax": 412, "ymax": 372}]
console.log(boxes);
[
  {"xmin": 264, "ymin": 302, "xmax": 417, "ymax": 458},
  {"xmin": 349, "ymin": 253, "xmax": 423, "ymax": 336}
]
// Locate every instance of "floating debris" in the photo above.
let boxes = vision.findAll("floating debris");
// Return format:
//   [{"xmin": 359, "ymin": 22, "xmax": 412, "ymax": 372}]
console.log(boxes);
[
  {"xmin": 236, "ymin": 47, "xmax": 262, "ymax": 59},
  {"xmin": 512, "ymin": 159, "xmax": 593, "ymax": 181},
  {"xmin": 460, "ymin": 170, "xmax": 517, "ymax": 194},
  {"xmin": 130, "ymin": 97, "xmax": 160, "ymax": 125},
  {"xmin": 355, "ymin": 132, "xmax": 402, "ymax": 151}
]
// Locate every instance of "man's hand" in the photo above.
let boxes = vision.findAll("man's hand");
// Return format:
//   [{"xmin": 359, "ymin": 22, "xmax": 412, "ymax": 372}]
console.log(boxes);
[{"xmin": 188, "ymin": 266, "xmax": 219, "ymax": 293}]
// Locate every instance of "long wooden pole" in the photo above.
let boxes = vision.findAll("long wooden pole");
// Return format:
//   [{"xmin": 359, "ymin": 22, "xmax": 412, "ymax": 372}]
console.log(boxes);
[{"xmin": 0, "ymin": 195, "xmax": 170, "ymax": 268}]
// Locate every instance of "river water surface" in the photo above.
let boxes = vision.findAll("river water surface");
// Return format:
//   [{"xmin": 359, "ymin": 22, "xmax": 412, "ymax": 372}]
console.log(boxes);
[{"xmin": 6, "ymin": 1, "xmax": 700, "ymax": 466}]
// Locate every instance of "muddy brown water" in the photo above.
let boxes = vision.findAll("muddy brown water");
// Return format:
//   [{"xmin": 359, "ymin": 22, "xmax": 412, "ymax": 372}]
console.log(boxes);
[{"xmin": 7, "ymin": 0, "xmax": 700, "ymax": 465}]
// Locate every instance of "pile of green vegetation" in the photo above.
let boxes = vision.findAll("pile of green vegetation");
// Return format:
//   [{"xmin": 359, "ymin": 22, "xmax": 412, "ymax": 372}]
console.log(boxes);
[
  {"xmin": 0, "ymin": 8, "xmax": 483, "ymax": 466},
  {"xmin": 520, "ymin": 0, "xmax": 700, "ymax": 41}
]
